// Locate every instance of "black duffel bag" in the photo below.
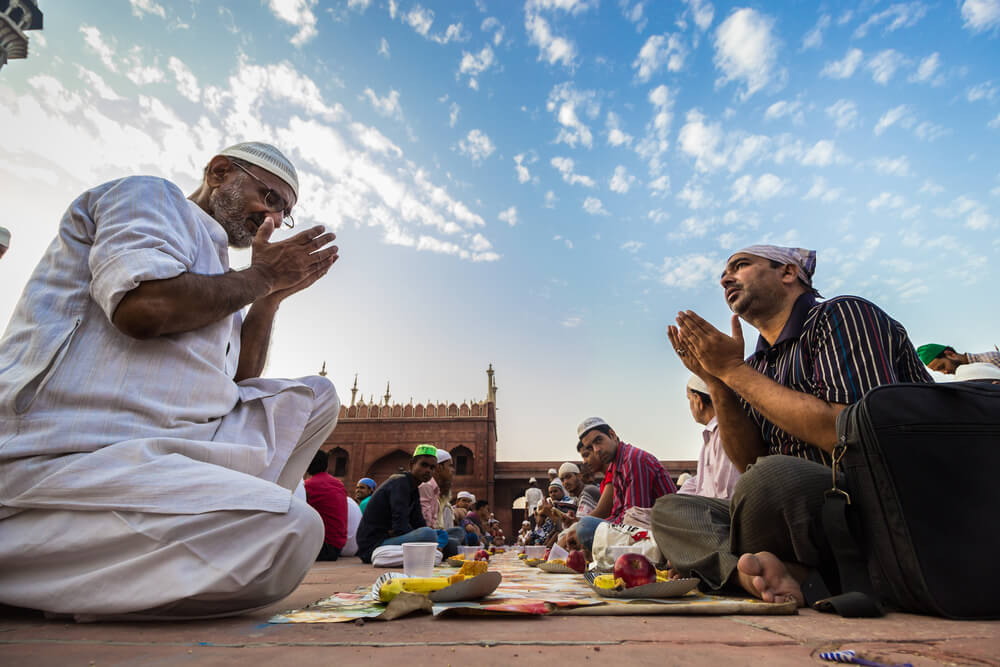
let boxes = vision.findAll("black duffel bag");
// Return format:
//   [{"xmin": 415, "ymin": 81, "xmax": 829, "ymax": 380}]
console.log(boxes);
[{"xmin": 806, "ymin": 379, "xmax": 1000, "ymax": 618}]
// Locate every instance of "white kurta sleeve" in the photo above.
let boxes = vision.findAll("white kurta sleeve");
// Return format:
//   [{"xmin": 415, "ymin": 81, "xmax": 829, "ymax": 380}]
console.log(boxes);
[{"xmin": 88, "ymin": 176, "xmax": 200, "ymax": 322}]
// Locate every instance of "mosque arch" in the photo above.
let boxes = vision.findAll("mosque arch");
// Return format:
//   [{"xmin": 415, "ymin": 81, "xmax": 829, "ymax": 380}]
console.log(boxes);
[
  {"xmin": 450, "ymin": 444, "xmax": 474, "ymax": 477},
  {"xmin": 365, "ymin": 449, "xmax": 412, "ymax": 483}
]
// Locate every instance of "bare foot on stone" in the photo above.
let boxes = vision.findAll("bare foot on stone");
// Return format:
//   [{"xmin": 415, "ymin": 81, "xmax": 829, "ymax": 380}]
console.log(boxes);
[{"xmin": 736, "ymin": 552, "xmax": 805, "ymax": 607}]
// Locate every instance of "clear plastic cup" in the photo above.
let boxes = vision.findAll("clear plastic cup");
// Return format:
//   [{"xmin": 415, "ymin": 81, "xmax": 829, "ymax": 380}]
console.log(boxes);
[
  {"xmin": 524, "ymin": 545, "xmax": 547, "ymax": 559},
  {"xmin": 402, "ymin": 542, "xmax": 438, "ymax": 577},
  {"xmin": 606, "ymin": 544, "xmax": 642, "ymax": 562},
  {"xmin": 460, "ymin": 545, "xmax": 480, "ymax": 559}
]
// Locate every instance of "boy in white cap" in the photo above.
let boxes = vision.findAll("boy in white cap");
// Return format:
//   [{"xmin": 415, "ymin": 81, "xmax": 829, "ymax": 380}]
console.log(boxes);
[
  {"xmin": 677, "ymin": 374, "xmax": 741, "ymax": 500},
  {"xmin": 419, "ymin": 448, "xmax": 465, "ymax": 555},
  {"xmin": 0, "ymin": 142, "xmax": 341, "ymax": 620},
  {"xmin": 558, "ymin": 462, "xmax": 600, "ymax": 516}
]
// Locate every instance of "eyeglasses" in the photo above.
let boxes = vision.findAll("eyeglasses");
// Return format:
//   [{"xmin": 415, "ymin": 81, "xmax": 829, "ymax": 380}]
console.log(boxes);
[{"xmin": 229, "ymin": 161, "xmax": 295, "ymax": 228}]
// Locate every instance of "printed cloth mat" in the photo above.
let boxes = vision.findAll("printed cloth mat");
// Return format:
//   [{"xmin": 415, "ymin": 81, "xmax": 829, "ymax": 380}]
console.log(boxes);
[{"xmin": 269, "ymin": 552, "xmax": 797, "ymax": 623}]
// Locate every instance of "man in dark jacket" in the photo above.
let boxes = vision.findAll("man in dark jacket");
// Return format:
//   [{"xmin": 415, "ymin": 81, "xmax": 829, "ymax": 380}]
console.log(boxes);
[{"xmin": 355, "ymin": 444, "xmax": 441, "ymax": 563}]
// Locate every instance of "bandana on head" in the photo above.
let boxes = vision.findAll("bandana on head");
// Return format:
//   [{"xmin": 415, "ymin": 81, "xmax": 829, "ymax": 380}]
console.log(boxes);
[
  {"xmin": 413, "ymin": 444, "xmax": 437, "ymax": 458},
  {"xmin": 917, "ymin": 343, "xmax": 949, "ymax": 365},
  {"xmin": 731, "ymin": 245, "xmax": 819, "ymax": 294}
]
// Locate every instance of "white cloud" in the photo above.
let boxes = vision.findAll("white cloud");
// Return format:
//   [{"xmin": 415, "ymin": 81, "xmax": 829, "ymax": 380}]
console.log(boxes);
[
  {"xmin": 920, "ymin": 179, "xmax": 945, "ymax": 195},
  {"xmin": 872, "ymin": 156, "xmax": 911, "ymax": 176},
  {"xmin": 764, "ymin": 99, "xmax": 804, "ymax": 124},
  {"xmin": 648, "ymin": 174, "xmax": 670, "ymax": 196},
  {"xmin": 268, "ymin": 0, "xmax": 318, "ymax": 46},
  {"xmin": 513, "ymin": 152, "xmax": 536, "ymax": 184},
  {"xmin": 481, "ymin": 17, "xmax": 505, "ymax": 46},
  {"xmin": 684, "ymin": 0, "xmax": 715, "ymax": 31},
  {"xmin": 990, "ymin": 113, "xmax": 1000, "ymax": 129},
  {"xmin": 621, "ymin": 240, "xmax": 644, "ymax": 253},
  {"xmin": 458, "ymin": 129, "xmax": 495, "ymax": 162},
  {"xmin": 606, "ymin": 112, "xmax": 633, "ymax": 147},
  {"xmin": 801, "ymin": 14, "xmax": 830, "ymax": 50},
  {"xmin": 635, "ymin": 85, "xmax": 674, "ymax": 176},
  {"xmin": 546, "ymin": 82, "xmax": 600, "ymax": 148},
  {"xmin": 648, "ymin": 209, "xmax": 670, "ymax": 224},
  {"xmin": 960, "ymin": 0, "xmax": 1000, "ymax": 33},
  {"xmin": 868, "ymin": 192, "xmax": 906, "ymax": 211},
  {"xmin": 935, "ymin": 195, "xmax": 995, "ymax": 230},
  {"xmin": 75, "ymin": 66, "xmax": 121, "ymax": 101},
  {"xmin": 544, "ymin": 190, "xmax": 558, "ymax": 208},
  {"xmin": 562, "ymin": 316, "xmax": 582, "ymax": 327},
  {"xmin": 712, "ymin": 8, "xmax": 782, "ymax": 100},
  {"xmin": 967, "ymin": 81, "xmax": 998, "ymax": 102},
  {"xmin": 124, "ymin": 47, "xmax": 165, "ymax": 85},
  {"xmin": 874, "ymin": 104, "xmax": 911, "ymax": 135},
  {"xmin": 803, "ymin": 175, "xmax": 845, "ymax": 203},
  {"xmin": 730, "ymin": 173, "xmax": 788, "ymax": 203},
  {"xmin": 909, "ymin": 52, "xmax": 943, "ymax": 85},
  {"xmin": 632, "ymin": 33, "xmax": 687, "ymax": 82},
  {"xmin": 405, "ymin": 5, "xmax": 434, "ymax": 35},
  {"xmin": 621, "ymin": 1, "xmax": 647, "ymax": 32},
  {"xmin": 80, "ymin": 26, "xmax": 118, "ymax": 72},
  {"xmin": 583, "ymin": 196, "xmax": 610, "ymax": 216},
  {"xmin": 525, "ymin": 10, "xmax": 577, "ymax": 68},
  {"xmin": 826, "ymin": 99, "xmax": 859, "ymax": 130},
  {"xmin": 678, "ymin": 180, "xmax": 715, "ymax": 209},
  {"xmin": 378, "ymin": 37, "xmax": 390, "ymax": 58},
  {"xmin": 677, "ymin": 109, "xmax": 769, "ymax": 173},
  {"xmin": 659, "ymin": 253, "xmax": 722, "ymax": 288},
  {"xmin": 821, "ymin": 47, "xmax": 863, "ymax": 79},
  {"xmin": 853, "ymin": 2, "xmax": 928, "ymax": 38},
  {"xmin": 551, "ymin": 156, "xmax": 596, "ymax": 187},
  {"xmin": 609, "ymin": 165, "xmax": 635, "ymax": 193},
  {"xmin": 362, "ymin": 88, "xmax": 403, "ymax": 121},
  {"xmin": 867, "ymin": 49, "xmax": 905, "ymax": 85},
  {"xmin": 129, "ymin": 0, "xmax": 166, "ymax": 19},
  {"xmin": 348, "ymin": 0, "xmax": 372, "ymax": 9},
  {"xmin": 801, "ymin": 140, "xmax": 837, "ymax": 166},
  {"xmin": 458, "ymin": 45, "xmax": 495, "ymax": 89},
  {"xmin": 499, "ymin": 205, "xmax": 518, "ymax": 226},
  {"xmin": 449, "ymin": 102, "xmax": 460, "ymax": 127},
  {"xmin": 914, "ymin": 120, "xmax": 949, "ymax": 141},
  {"xmin": 167, "ymin": 56, "xmax": 200, "ymax": 103}
]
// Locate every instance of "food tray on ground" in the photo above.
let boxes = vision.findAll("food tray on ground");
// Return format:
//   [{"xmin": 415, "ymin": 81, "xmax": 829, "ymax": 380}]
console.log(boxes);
[
  {"xmin": 446, "ymin": 556, "xmax": 466, "ymax": 567},
  {"xmin": 538, "ymin": 561, "xmax": 582, "ymax": 574},
  {"xmin": 524, "ymin": 558, "xmax": 544, "ymax": 567},
  {"xmin": 584, "ymin": 571, "xmax": 700, "ymax": 599},
  {"xmin": 372, "ymin": 571, "xmax": 503, "ymax": 603}
]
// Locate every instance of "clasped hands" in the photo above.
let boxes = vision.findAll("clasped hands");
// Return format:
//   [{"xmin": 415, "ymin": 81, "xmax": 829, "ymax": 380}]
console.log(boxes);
[
  {"xmin": 250, "ymin": 219, "xmax": 339, "ymax": 302},
  {"xmin": 667, "ymin": 311, "xmax": 746, "ymax": 384}
]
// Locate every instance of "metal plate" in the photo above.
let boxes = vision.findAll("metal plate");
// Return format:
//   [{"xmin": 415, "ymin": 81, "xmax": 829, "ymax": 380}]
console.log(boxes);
[{"xmin": 584, "ymin": 571, "xmax": 700, "ymax": 599}]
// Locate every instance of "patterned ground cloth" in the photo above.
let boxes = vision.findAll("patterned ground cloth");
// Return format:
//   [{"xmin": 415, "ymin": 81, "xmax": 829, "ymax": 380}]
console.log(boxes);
[{"xmin": 269, "ymin": 552, "xmax": 796, "ymax": 623}]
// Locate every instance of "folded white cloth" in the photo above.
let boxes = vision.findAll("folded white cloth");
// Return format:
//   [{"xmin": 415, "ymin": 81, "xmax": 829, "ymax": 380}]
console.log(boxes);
[{"xmin": 370, "ymin": 545, "xmax": 444, "ymax": 568}]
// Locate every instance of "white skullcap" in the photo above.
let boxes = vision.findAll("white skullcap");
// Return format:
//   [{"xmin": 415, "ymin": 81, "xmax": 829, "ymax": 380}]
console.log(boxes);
[
  {"xmin": 547, "ymin": 468, "xmax": 558, "ymax": 475},
  {"xmin": 955, "ymin": 363, "xmax": 1000, "ymax": 381},
  {"xmin": 436, "ymin": 449, "xmax": 452, "ymax": 464},
  {"xmin": 548, "ymin": 478, "xmax": 565, "ymax": 490},
  {"xmin": 577, "ymin": 416, "xmax": 609, "ymax": 438},
  {"xmin": 558, "ymin": 462, "xmax": 580, "ymax": 476},
  {"xmin": 0, "ymin": 227, "xmax": 9, "ymax": 246},
  {"xmin": 218, "ymin": 141, "xmax": 299, "ymax": 199},
  {"xmin": 528, "ymin": 477, "xmax": 537, "ymax": 483},
  {"xmin": 687, "ymin": 375, "xmax": 710, "ymax": 395},
  {"xmin": 456, "ymin": 491, "xmax": 476, "ymax": 501}
]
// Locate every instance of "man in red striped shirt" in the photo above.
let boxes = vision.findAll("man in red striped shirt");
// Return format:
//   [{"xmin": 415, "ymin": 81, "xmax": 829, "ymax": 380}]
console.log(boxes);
[{"xmin": 568, "ymin": 417, "xmax": 676, "ymax": 553}]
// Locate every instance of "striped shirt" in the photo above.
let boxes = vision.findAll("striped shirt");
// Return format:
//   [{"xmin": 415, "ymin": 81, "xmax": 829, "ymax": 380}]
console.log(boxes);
[
  {"xmin": 742, "ymin": 293, "xmax": 932, "ymax": 466},
  {"xmin": 968, "ymin": 351, "xmax": 1000, "ymax": 368},
  {"xmin": 609, "ymin": 442, "xmax": 677, "ymax": 523}
]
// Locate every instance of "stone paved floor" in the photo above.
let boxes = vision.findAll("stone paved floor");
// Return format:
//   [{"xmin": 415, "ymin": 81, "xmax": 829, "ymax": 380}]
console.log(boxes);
[{"xmin": 2, "ymin": 560, "xmax": 997, "ymax": 666}]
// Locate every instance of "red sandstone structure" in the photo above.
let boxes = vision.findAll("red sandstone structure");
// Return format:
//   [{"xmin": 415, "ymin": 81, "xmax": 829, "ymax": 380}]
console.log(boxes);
[{"xmin": 318, "ymin": 365, "xmax": 695, "ymax": 534}]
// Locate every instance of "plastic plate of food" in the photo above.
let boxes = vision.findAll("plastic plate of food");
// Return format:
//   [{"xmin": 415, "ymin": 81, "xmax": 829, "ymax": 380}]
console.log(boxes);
[
  {"xmin": 373, "ymin": 571, "xmax": 502, "ymax": 603},
  {"xmin": 537, "ymin": 560, "xmax": 581, "ymax": 574}
]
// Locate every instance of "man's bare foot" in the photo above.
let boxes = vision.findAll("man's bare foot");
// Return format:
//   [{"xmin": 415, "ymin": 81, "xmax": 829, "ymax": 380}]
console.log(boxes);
[{"xmin": 736, "ymin": 552, "xmax": 805, "ymax": 607}]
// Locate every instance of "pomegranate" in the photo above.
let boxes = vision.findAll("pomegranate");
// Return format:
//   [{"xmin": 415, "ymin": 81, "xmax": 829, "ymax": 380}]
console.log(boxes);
[{"xmin": 613, "ymin": 553, "xmax": 656, "ymax": 588}]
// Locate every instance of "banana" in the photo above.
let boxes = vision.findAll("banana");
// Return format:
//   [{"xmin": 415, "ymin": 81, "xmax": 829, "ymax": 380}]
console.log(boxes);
[{"xmin": 378, "ymin": 576, "xmax": 453, "ymax": 602}]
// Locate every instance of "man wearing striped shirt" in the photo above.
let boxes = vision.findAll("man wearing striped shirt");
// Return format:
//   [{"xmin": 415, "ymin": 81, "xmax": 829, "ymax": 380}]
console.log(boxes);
[
  {"xmin": 655, "ymin": 244, "xmax": 931, "ymax": 607},
  {"xmin": 570, "ymin": 417, "xmax": 676, "ymax": 552}
]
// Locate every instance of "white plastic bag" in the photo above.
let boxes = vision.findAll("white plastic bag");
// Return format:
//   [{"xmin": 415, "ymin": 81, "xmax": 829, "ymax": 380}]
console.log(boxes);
[{"xmin": 591, "ymin": 521, "xmax": 662, "ymax": 570}]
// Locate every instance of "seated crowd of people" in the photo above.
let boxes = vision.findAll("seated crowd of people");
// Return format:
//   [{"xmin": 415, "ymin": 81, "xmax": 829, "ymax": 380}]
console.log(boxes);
[{"xmin": 3, "ymin": 140, "xmax": 996, "ymax": 620}]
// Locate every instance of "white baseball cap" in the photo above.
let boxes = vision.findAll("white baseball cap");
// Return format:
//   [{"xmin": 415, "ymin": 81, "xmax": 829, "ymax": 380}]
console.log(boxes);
[
  {"xmin": 687, "ymin": 375, "xmax": 710, "ymax": 395},
  {"xmin": 577, "ymin": 416, "xmax": 608, "ymax": 438}
]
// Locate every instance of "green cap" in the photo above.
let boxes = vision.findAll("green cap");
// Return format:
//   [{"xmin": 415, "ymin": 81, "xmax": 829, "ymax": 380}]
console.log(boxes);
[
  {"xmin": 413, "ymin": 444, "xmax": 437, "ymax": 458},
  {"xmin": 916, "ymin": 344, "xmax": 948, "ymax": 365}
]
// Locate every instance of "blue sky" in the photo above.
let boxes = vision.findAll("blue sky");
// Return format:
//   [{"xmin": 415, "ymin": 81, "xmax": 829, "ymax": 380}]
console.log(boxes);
[{"xmin": 1, "ymin": 0, "xmax": 998, "ymax": 462}]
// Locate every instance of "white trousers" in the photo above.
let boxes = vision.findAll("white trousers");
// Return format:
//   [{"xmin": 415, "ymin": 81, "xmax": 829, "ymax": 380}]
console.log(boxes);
[{"xmin": 0, "ymin": 376, "xmax": 340, "ymax": 621}]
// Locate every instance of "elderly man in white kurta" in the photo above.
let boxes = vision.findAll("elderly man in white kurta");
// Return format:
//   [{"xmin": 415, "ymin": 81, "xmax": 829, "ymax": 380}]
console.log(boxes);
[{"xmin": 0, "ymin": 142, "xmax": 341, "ymax": 621}]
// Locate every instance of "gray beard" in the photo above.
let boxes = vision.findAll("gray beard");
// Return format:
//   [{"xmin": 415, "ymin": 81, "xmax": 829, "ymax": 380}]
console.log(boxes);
[{"xmin": 209, "ymin": 174, "xmax": 256, "ymax": 248}]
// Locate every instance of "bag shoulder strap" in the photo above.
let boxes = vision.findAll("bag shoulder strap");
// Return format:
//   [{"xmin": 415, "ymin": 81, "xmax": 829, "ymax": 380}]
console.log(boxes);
[{"xmin": 811, "ymin": 490, "xmax": 883, "ymax": 617}]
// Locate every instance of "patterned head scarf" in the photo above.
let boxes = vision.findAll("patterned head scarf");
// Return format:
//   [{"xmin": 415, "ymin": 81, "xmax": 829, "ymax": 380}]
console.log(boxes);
[
  {"xmin": 731, "ymin": 244, "xmax": 819, "ymax": 296},
  {"xmin": 916, "ymin": 344, "xmax": 949, "ymax": 365}
]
